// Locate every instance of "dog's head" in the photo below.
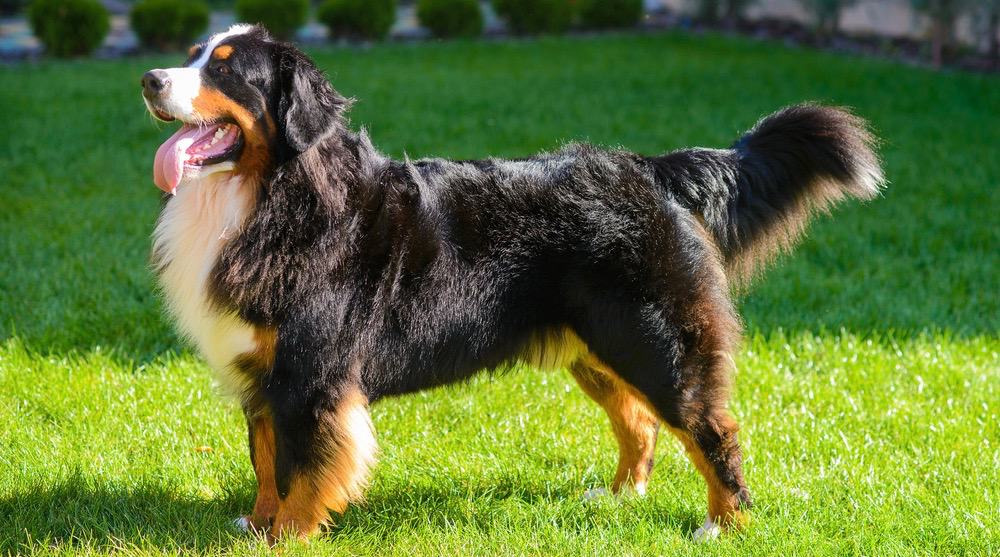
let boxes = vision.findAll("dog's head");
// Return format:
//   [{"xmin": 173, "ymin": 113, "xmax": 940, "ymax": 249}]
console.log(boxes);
[{"xmin": 141, "ymin": 25, "xmax": 348, "ymax": 194}]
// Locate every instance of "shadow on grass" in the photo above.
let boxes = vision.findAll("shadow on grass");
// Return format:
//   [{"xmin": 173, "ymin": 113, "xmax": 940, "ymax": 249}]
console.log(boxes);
[
  {"xmin": 1, "ymin": 474, "xmax": 700, "ymax": 552},
  {"xmin": 0, "ymin": 475, "xmax": 249, "ymax": 553},
  {"xmin": 333, "ymin": 477, "xmax": 703, "ymax": 539}
]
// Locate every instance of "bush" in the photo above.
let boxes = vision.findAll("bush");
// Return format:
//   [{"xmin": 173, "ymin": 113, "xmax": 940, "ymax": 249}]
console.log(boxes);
[
  {"xmin": 318, "ymin": 0, "xmax": 396, "ymax": 41},
  {"xmin": 493, "ymin": 0, "xmax": 574, "ymax": 35},
  {"xmin": 131, "ymin": 0, "xmax": 210, "ymax": 51},
  {"xmin": 693, "ymin": 0, "xmax": 719, "ymax": 22},
  {"xmin": 722, "ymin": 0, "xmax": 754, "ymax": 21},
  {"xmin": 693, "ymin": 0, "xmax": 754, "ymax": 23},
  {"xmin": 28, "ymin": 0, "xmax": 109, "ymax": 57},
  {"xmin": 1, "ymin": 0, "xmax": 27, "ymax": 16},
  {"xmin": 417, "ymin": 0, "xmax": 482, "ymax": 38},
  {"xmin": 579, "ymin": 0, "xmax": 642, "ymax": 29},
  {"xmin": 797, "ymin": 0, "xmax": 857, "ymax": 36},
  {"xmin": 235, "ymin": 0, "xmax": 308, "ymax": 40}
]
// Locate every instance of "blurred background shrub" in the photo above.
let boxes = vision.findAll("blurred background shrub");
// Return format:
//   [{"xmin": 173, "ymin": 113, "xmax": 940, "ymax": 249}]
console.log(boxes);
[
  {"xmin": 492, "ymin": 0, "xmax": 575, "ymax": 35},
  {"xmin": 1, "ymin": 0, "xmax": 27, "ymax": 16},
  {"xmin": 579, "ymin": 0, "xmax": 643, "ymax": 29},
  {"xmin": 417, "ymin": 0, "xmax": 483, "ymax": 38},
  {"xmin": 131, "ymin": 0, "xmax": 210, "ymax": 51},
  {"xmin": 797, "ymin": 0, "xmax": 857, "ymax": 37},
  {"xmin": 27, "ymin": 0, "xmax": 109, "ymax": 57},
  {"xmin": 693, "ymin": 0, "xmax": 754, "ymax": 24},
  {"xmin": 235, "ymin": 0, "xmax": 308, "ymax": 40},
  {"xmin": 318, "ymin": 0, "xmax": 397, "ymax": 40}
]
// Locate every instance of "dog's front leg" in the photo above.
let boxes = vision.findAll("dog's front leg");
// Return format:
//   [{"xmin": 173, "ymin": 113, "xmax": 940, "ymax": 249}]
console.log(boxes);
[
  {"xmin": 265, "ymin": 384, "xmax": 378, "ymax": 543},
  {"xmin": 236, "ymin": 405, "xmax": 280, "ymax": 533}
]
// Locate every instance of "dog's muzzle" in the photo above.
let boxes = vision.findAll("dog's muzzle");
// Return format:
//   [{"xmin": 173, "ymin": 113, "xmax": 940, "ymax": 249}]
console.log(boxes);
[{"xmin": 141, "ymin": 70, "xmax": 171, "ymax": 100}]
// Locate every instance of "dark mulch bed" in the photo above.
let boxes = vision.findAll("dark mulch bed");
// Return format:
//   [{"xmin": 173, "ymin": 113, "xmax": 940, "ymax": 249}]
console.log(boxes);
[{"xmin": 641, "ymin": 9, "xmax": 1000, "ymax": 74}]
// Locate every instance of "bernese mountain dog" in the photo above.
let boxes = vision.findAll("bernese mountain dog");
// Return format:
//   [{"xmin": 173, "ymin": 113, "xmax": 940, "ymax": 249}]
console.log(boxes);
[{"xmin": 140, "ymin": 24, "xmax": 884, "ymax": 543}]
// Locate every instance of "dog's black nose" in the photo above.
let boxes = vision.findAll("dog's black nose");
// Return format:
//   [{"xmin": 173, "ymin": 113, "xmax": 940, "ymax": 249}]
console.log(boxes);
[{"xmin": 141, "ymin": 70, "xmax": 170, "ymax": 95}]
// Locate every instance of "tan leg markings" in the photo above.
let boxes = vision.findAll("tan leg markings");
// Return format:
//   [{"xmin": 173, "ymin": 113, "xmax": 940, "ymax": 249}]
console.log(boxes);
[
  {"xmin": 247, "ymin": 411, "xmax": 279, "ymax": 531},
  {"xmin": 666, "ymin": 421, "xmax": 749, "ymax": 531},
  {"xmin": 570, "ymin": 355, "xmax": 659, "ymax": 495},
  {"xmin": 270, "ymin": 388, "xmax": 378, "ymax": 543}
]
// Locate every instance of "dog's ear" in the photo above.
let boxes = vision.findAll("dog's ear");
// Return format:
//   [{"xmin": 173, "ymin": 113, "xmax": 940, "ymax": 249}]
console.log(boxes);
[{"xmin": 277, "ymin": 45, "xmax": 349, "ymax": 155}]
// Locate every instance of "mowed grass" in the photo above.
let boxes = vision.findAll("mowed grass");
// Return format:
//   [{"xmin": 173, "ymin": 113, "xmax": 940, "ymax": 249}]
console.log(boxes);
[{"xmin": 1, "ymin": 33, "xmax": 998, "ymax": 556}]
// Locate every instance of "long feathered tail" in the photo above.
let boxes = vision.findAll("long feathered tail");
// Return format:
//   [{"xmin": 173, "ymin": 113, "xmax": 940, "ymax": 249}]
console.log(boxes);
[{"xmin": 646, "ymin": 103, "xmax": 885, "ymax": 284}]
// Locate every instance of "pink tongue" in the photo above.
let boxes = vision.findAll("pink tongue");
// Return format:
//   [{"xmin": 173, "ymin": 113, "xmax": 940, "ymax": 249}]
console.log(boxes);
[{"xmin": 153, "ymin": 124, "xmax": 201, "ymax": 194}]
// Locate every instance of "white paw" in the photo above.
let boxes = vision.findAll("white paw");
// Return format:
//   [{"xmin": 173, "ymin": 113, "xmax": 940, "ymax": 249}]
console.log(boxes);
[
  {"xmin": 692, "ymin": 515, "xmax": 721, "ymax": 543},
  {"xmin": 619, "ymin": 482, "xmax": 646, "ymax": 498},
  {"xmin": 232, "ymin": 516, "xmax": 250, "ymax": 533},
  {"xmin": 582, "ymin": 482, "xmax": 649, "ymax": 501},
  {"xmin": 582, "ymin": 487, "xmax": 612, "ymax": 500}
]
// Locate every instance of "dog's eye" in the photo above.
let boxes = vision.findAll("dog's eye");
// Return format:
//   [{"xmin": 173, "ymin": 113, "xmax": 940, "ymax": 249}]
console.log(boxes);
[{"xmin": 214, "ymin": 64, "xmax": 231, "ymax": 76}]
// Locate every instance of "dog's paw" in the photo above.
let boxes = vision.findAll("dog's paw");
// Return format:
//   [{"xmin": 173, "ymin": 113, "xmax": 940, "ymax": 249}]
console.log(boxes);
[
  {"xmin": 618, "ymin": 482, "xmax": 646, "ymax": 498},
  {"xmin": 582, "ymin": 487, "xmax": 612, "ymax": 501},
  {"xmin": 582, "ymin": 482, "xmax": 649, "ymax": 501},
  {"xmin": 232, "ymin": 516, "xmax": 251, "ymax": 533},
  {"xmin": 582, "ymin": 482, "xmax": 648, "ymax": 501},
  {"xmin": 692, "ymin": 516, "xmax": 721, "ymax": 543}
]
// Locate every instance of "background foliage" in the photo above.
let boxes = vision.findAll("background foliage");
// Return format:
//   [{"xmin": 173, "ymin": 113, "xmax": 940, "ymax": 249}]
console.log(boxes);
[
  {"xmin": 234, "ymin": 0, "xmax": 308, "ymax": 40},
  {"xmin": 27, "ymin": 0, "xmax": 109, "ymax": 57},
  {"xmin": 130, "ymin": 0, "xmax": 210, "ymax": 51}
]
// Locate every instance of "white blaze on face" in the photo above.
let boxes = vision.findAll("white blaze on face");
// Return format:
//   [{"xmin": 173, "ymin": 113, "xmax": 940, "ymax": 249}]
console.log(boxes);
[
  {"xmin": 146, "ymin": 67, "xmax": 202, "ymax": 121},
  {"xmin": 190, "ymin": 23, "xmax": 254, "ymax": 69},
  {"xmin": 144, "ymin": 24, "xmax": 255, "ymax": 123}
]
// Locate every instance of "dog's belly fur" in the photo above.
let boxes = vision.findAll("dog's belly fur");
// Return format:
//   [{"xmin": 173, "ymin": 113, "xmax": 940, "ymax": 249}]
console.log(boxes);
[{"xmin": 152, "ymin": 173, "xmax": 259, "ymax": 397}]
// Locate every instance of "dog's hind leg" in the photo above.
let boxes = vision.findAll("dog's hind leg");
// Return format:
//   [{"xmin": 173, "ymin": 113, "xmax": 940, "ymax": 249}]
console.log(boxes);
[
  {"xmin": 667, "ymin": 418, "xmax": 750, "ymax": 541},
  {"xmin": 570, "ymin": 216, "xmax": 751, "ymax": 538},
  {"xmin": 658, "ymin": 354, "xmax": 751, "ymax": 541},
  {"xmin": 267, "ymin": 386, "xmax": 378, "ymax": 542},
  {"xmin": 594, "ymin": 348, "xmax": 751, "ymax": 540},
  {"xmin": 569, "ymin": 356, "xmax": 659, "ymax": 497},
  {"xmin": 637, "ymin": 340, "xmax": 751, "ymax": 539}
]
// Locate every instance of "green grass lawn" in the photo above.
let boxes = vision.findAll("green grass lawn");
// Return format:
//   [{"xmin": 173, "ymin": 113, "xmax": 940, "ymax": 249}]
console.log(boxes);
[{"xmin": 1, "ymin": 33, "xmax": 998, "ymax": 556}]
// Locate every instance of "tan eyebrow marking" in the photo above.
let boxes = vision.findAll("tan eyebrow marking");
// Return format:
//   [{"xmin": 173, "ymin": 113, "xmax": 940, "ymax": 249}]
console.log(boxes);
[{"xmin": 213, "ymin": 45, "xmax": 234, "ymax": 60}]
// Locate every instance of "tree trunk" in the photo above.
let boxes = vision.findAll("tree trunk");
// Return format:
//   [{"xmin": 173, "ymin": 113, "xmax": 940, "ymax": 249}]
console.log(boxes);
[
  {"xmin": 723, "ymin": 0, "xmax": 741, "ymax": 28},
  {"xmin": 989, "ymin": 8, "xmax": 999, "ymax": 62},
  {"xmin": 930, "ymin": 18, "xmax": 946, "ymax": 68},
  {"xmin": 699, "ymin": 0, "xmax": 720, "ymax": 23}
]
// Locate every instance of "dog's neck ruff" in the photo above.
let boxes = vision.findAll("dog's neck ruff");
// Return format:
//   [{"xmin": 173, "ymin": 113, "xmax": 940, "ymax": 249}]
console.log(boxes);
[{"xmin": 152, "ymin": 171, "xmax": 258, "ymax": 398}]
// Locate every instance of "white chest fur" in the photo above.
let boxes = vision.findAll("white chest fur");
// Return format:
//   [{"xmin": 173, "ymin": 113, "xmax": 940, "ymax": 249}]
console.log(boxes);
[{"xmin": 152, "ymin": 173, "xmax": 258, "ymax": 398}]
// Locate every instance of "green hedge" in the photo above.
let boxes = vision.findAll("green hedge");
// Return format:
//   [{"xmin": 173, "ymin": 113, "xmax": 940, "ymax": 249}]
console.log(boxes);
[
  {"xmin": 492, "ymin": 0, "xmax": 575, "ymax": 35},
  {"xmin": 131, "ymin": 0, "xmax": 210, "ymax": 51},
  {"xmin": 235, "ymin": 0, "xmax": 308, "ymax": 40},
  {"xmin": 28, "ymin": 0, "xmax": 109, "ymax": 57},
  {"xmin": 1, "ymin": 0, "xmax": 27, "ymax": 16},
  {"xmin": 579, "ymin": 0, "xmax": 643, "ymax": 29},
  {"xmin": 417, "ymin": 0, "xmax": 483, "ymax": 38},
  {"xmin": 318, "ymin": 0, "xmax": 396, "ymax": 41}
]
